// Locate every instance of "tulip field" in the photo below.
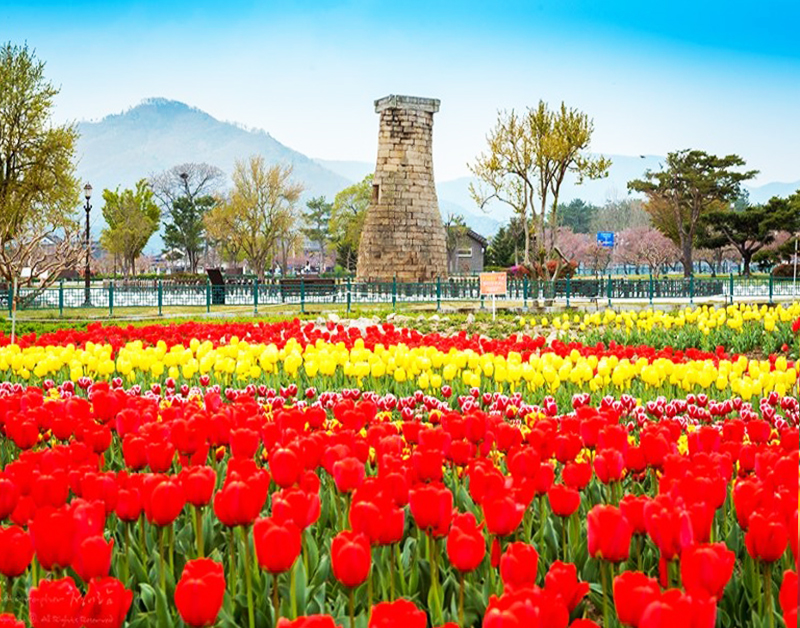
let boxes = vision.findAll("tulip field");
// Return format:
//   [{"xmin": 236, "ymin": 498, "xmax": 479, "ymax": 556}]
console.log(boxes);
[{"xmin": 0, "ymin": 302, "xmax": 798, "ymax": 628}]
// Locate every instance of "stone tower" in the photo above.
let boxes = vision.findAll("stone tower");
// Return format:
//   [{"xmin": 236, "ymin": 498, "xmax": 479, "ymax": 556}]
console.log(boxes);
[{"xmin": 356, "ymin": 95, "xmax": 448, "ymax": 282}]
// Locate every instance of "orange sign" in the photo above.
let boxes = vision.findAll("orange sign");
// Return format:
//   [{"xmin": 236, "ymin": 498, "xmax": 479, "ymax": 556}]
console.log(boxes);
[{"xmin": 479, "ymin": 272, "xmax": 507, "ymax": 296}]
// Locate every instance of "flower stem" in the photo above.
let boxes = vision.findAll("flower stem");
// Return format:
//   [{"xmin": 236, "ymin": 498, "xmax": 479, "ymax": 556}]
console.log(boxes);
[
  {"xmin": 158, "ymin": 526, "xmax": 166, "ymax": 592},
  {"xmin": 228, "ymin": 528, "xmax": 237, "ymax": 598},
  {"xmin": 764, "ymin": 562, "xmax": 774, "ymax": 628},
  {"xmin": 459, "ymin": 571, "xmax": 465, "ymax": 627},
  {"xmin": 273, "ymin": 573, "xmax": 281, "ymax": 627},
  {"xmin": 349, "ymin": 587, "xmax": 355, "ymax": 628},
  {"xmin": 601, "ymin": 560, "xmax": 611, "ymax": 628},
  {"xmin": 195, "ymin": 506, "xmax": 204, "ymax": 558},
  {"xmin": 290, "ymin": 560, "xmax": 298, "ymax": 619},
  {"xmin": 240, "ymin": 527, "xmax": 255, "ymax": 628}
]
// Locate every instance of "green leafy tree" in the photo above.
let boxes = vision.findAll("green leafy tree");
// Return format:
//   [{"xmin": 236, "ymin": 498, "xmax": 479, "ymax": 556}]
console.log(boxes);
[
  {"xmin": 100, "ymin": 180, "xmax": 161, "ymax": 277},
  {"xmin": 205, "ymin": 157, "xmax": 303, "ymax": 281},
  {"xmin": 150, "ymin": 163, "xmax": 224, "ymax": 272},
  {"xmin": 0, "ymin": 42, "xmax": 83, "ymax": 297},
  {"xmin": 486, "ymin": 217, "xmax": 527, "ymax": 267},
  {"xmin": 163, "ymin": 195, "xmax": 216, "ymax": 273},
  {"xmin": 444, "ymin": 214, "xmax": 469, "ymax": 274},
  {"xmin": 700, "ymin": 191, "xmax": 800, "ymax": 276},
  {"xmin": 628, "ymin": 150, "xmax": 757, "ymax": 277},
  {"xmin": 302, "ymin": 196, "xmax": 333, "ymax": 271},
  {"xmin": 470, "ymin": 101, "xmax": 610, "ymax": 275},
  {"xmin": 330, "ymin": 175, "xmax": 371, "ymax": 272},
  {"xmin": 557, "ymin": 199, "xmax": 597, "ymax": 234}
]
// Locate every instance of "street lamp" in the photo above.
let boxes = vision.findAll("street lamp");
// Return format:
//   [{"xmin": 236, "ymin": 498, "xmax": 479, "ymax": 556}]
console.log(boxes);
[{"xmin": 82, "ymin": 183, "xmax": 92, "ymax": 307}]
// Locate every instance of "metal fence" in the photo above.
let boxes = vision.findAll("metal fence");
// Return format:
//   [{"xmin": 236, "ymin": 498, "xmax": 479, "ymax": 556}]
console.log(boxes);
[{"xmin": 5, "ymin": 275, "xmax": 799, "ymax": 316}]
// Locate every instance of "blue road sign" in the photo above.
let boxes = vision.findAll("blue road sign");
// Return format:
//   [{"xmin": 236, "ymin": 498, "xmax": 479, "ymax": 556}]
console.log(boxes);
[{"xmin": 597, "ymin": 231, "xmax": 614, "ymax": 248}]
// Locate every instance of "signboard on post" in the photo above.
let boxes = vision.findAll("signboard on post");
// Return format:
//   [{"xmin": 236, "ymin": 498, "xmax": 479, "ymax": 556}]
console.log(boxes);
[
  {"xmin": 597, "ymin": 232, "xmax": 615, "ymax": 248},
  {"xmin": 479, "ymin": 272, "xmax": 507, "ymax": 320}
]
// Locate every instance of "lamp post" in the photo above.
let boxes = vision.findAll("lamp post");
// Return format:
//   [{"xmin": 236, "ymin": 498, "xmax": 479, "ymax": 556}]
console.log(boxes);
[{"xmin": 82, "ymin": 183, "xmax": 92, "ymax": 307}]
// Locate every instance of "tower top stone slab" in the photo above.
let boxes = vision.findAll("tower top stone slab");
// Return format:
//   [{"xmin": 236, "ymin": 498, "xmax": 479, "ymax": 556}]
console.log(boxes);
[{"xmin": 374, "ymin": 95, "xmax": 440, "ymax": 114}]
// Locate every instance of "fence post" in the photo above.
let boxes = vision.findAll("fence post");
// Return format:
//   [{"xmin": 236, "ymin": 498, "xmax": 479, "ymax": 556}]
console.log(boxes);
[
  {"xmin": 58, "ymin": 280, "xmax": 64, "ymax": 317},
  {"xmin": 689, "ymin": 275, "xmax": 694, "ymax": 306},
  {"xmin": 768, "ymin": 274, "xmax": 773, "ymax": 303},
  {"xmin": 6, "ymin": 284, "xmax": 11, "ymax": 315},
  {"xmin": 157, "ymin": 280, "xmax": 163, "ymax": 316},
  {"xmin": 566, "ymin": 275, "xmax": 571, "ymax": 308},
  {"xmin": 607, "ymin": 274, "xmax": 612, "ymax": 308},
  {"xmin": 523, "ymin": 277, "xmax": 528, "ymax": 310},
  {"xmin": 109, "ymin": 280, "xmax": 114, "ymax": 317},
  {"xmin": 392, "ymin": 276, "xmax": 397, "ymax": 311},
  {"xmin": 729, "ymin": 273, "xmax": 734, "ymax": 305},
  {"xmin": 300, "ymin": 278, "xmax": 305, "ymax": 314},
  {"xmin": 648, "ymin": 274, "xmax": 654, "ymax": 306},
  {"xmin": 346, "ymin": 278, "xmax": 352, "ymax": 314},
  {"xmin": 253, "ymin": 278, "xmax": 259, "ymax": 315},
  {"xmin": 436, "ymin": 277, "xmax": 441, "ymax": 311},
  {"xmin": 206, "ymin": 279, "xmax": 211, "ymax": 313}
]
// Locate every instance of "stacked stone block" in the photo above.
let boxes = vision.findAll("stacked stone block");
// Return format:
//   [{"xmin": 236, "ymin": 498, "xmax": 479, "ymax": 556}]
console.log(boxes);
[{"xmin": 356, "ymin": 95, "xmax": 448, "ymax": 282}]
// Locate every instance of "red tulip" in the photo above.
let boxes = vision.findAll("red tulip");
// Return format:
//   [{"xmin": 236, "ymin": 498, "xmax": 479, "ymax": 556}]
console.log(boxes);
[
  {"xmin": 587, "ymin": 505, "xmax": 631, "ymax": 563},
  {"xmin": 145, "ymin": 439, "xmax": 176, "ymax": 473},
  {"xmin": 270, "ymin": 447, "xmax": 303, "ymax": 488},
  {"xmin": 0, "ymin": 614, "xmax": 24, "ymax": 628},
  {"xmin": 0, "ymin": 478, "xmax": 19, "ymax": 521},
  {"xmin": 484, "ymin": 494, "xmax": 526, "ymax": 538},
  {"xmin": 80, "ymin": 577, "xmax": 133, "ymax": 628},
  {"xmin": 144, "ymin": 477, "xmax": 186, "ymax": 526},
  {"xmin": 409, "ymin": 482, "xmax": 453, "ymax": 537},
  {"xmin": 181, "ymin": 466, "xmax": 216, "ymax": 508},
  {"xmin": 620, "ymin": 494, "xmax": 650, "ymax": 536},
  {"xmin": 213, "ymin": 479, "xmax": 265, "ymax": 528},
  {"xmin": 745, "ymin": 510, "xmax": 789, "ymax": 563},
  {"xmin": 73, "ymin": 535, "xmax": 113, "ymax": 582},
  {"xmin": 643, "ymin": 495, "xmax": 693, "ymax": 561},
  {"xmin": 0, "ymin": 526, "xmax": 34, "ymax": 578},
  {"xmin": 593, "ymin": 449, "xmax": 625, "ymax": 484},
  {"xmin": 331, "ymin": 530, "xmax": 371, "ymax": 588},
  {"xmin": 500, "ymin": 542, "xmax": 539, "ymax": 590},
  {"xmin": 332, "ymin": 457, "xmax": 365, "ymax": 493},
  {"xmin": 30, "ymin": 507, "xmax": 75, "ymax": 571},
  {"xmin": 272, "ymin": 487, "xmax": 321, "ymax": 531},
  {"xmin": 175, "ymin": 559, "xmax": 226, "ymax": 628},
  {"xmin": 562, "ymin": 461, "xmax": 592, "ymax": 491},
  {"xmin": 253, "ymin": 517, "xmax": 301, "ymax": 574},
  {"xmin": 613, "ymin": 571, "xmax": 660, "ymax": 627},
  {"xmin": 115, "ymin": 488, "xmax": 142, "ymax": 522},
  {"xmin": 29, "ymin": 576, "xmax": 83, "ymax": 628},
  {"xmin": 230, "ymin": 427, "xmax": 260, "ymax": 459},
  {"xmin": 638, "ymin": 589, "xmax": 716, "ymax": 628},
  {"xmin": 680, "ymin": 543, "xmax": 735, "ymax": 600},
  {"xmin": 544, "ymin": 560, "xmax": 589, "ymax": 613},
  {"xmin": 368, "ymin": 599, "xmax": 427, "ymax": 628},
  {"xmin": 547, "ymin": 485, "xmax": 581, "ymax": 518},
  {"xmin": 779, "ymin": 570, "xmax": 797, "ymax": 628},
  {"xmin": 446, "ymin": 512, "xmax": 486, "ymax": 572}
]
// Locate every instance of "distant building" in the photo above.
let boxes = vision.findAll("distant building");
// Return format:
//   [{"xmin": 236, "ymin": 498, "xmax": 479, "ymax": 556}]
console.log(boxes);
[{"xmin": 448, "ymin": 229, "xmax": 487, "ymax": 274}]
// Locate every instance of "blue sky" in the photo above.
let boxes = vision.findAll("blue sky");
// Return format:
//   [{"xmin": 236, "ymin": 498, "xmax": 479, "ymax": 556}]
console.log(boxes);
[{"xmin": 5, "ymin": 0, "xmax": 799, "ymax": 183}]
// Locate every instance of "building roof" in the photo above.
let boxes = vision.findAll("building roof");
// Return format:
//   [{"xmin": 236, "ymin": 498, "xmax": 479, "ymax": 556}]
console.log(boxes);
[{"xmin": 465, "ymin": 229, "xmax": 488, "ymax": 247}]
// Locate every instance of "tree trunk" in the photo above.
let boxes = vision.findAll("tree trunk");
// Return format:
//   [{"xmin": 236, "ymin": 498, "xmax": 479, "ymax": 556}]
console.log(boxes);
[
  {"xmin": 742, "ymin": 251, "xmax": 752, "ymax": 277},
  {"xmin": 522, "ymin": 213, "xmax": 531, "ymax": 267},
  {"xmin": 681, "ymin": 240, "xmax": 693, "ymax": 278}
]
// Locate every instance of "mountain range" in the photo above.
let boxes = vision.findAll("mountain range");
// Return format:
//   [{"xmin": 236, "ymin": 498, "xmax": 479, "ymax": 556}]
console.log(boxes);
[{"xmin": 75, "ymin": 99, "xmax": 799, "ymax": 252}]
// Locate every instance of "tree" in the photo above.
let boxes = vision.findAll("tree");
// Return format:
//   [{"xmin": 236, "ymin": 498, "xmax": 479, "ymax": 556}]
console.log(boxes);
[
  {"xmin": 302, "ymin": 196, "xmax": 332, "ymax": 271},
  {"xmin": 557, "ymin": 199, "xmax": 597, "ymax": 234},
  {"xmin": 614, "ymin": 227, "xmax": 680, "ymax": 275},
  {"xmin": 486, "ymin": 217, "xmax": 526, "ymax": 268},
  {"xmin": 556, "ymin": 228, "xmax": 611, "ymax": 276},
  {"xmin": 699, "ymin": 192, "xmax": 800, "ymax": 276},
  {"xmin": 469, "ymin": 102, "xmax": 609, "ymax": 275},
  {"xmin": 99, "ymin": 180, "xmax": 160, "ymax": 277},
  {"xmin": 628, "ymin": 150, "xmax": 757, "ymax": 277},
  {"xmin": 330, "ymin": 175, "xmax": 371, "ymax": 272},
  {"xmin": 0, "ymin": 43, "xmax": 84, "ymax": 298},
  {"xmin": 590, "ymin": 198, "xmax": 651, "ymax": 234},
  {"xmin": 443, "ymin": 214, "xmax": 469, "ymax": 274},
  {"xmin": 150, "ymin": 163, "xmax": 224, "ymax": 273},
  {"xmin": 205, "ymin": 157, "xmax": 303, "ymax": 281}
]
